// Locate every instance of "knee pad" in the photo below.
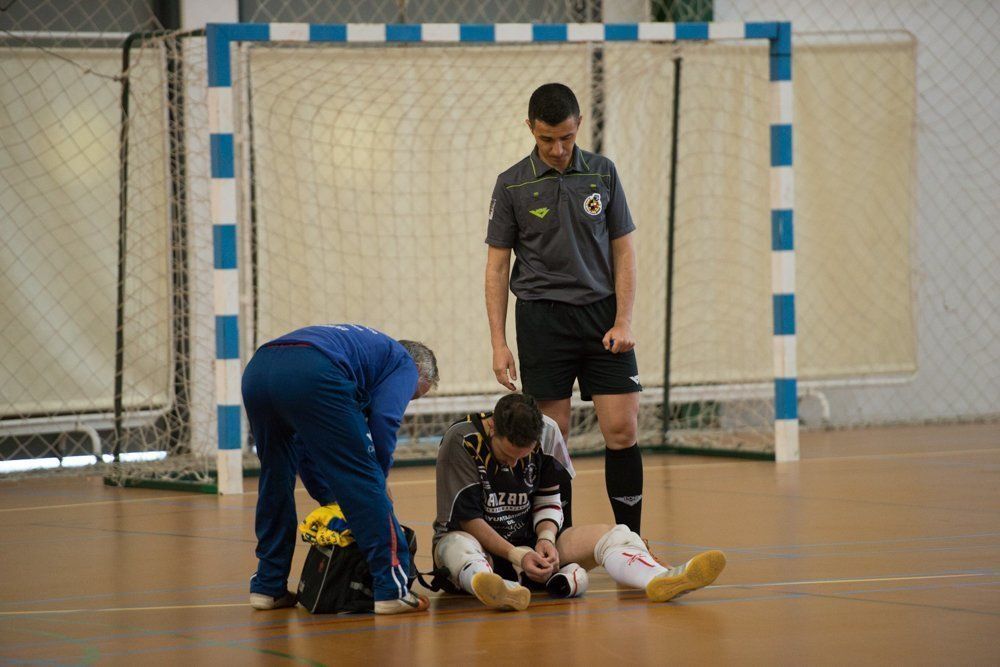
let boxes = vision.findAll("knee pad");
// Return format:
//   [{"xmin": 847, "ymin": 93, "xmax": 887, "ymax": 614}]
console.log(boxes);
[
  {"xmin": 546, "ymin": 563, "xmax": 589, "ymax": 598},
  {"xmin": 593, "ymin": 524, "xmax": 646, "ymax": 566},
  {"xmin": 434, "ymin": 531, "xmax": 490, "ymax": 581}
]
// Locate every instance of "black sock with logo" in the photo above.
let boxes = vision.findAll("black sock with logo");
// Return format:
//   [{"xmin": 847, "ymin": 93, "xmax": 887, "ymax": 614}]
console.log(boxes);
[{"xmin": 605, "ymin": 444, "xmax": 643, "ymax": 533}]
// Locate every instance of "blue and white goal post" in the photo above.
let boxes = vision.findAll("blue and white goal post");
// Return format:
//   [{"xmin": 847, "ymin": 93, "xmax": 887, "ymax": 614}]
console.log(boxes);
[{"xmin": 205, "ymin": 21, "xmax": 798, "ymax": 493}]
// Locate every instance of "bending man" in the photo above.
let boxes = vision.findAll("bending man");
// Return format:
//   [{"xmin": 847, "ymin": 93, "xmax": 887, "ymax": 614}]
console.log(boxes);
[{"xmin": 242, "ymin": 324, "xmax": 438, "ymax": 614}]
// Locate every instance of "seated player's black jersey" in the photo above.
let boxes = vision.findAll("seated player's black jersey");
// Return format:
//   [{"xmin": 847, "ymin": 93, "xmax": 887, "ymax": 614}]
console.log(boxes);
[{"xmin": 433, "ymin": 412, "xmax": 573, "ymax": 549}]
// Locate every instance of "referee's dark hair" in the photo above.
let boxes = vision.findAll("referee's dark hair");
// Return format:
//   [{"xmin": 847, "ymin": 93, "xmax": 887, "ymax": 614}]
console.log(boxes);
[
  {"xmin": 528, "ymin": 83, "xmax": 580, "ymax": 127},
  {"xmin": 493, "ymin": 393, "xmax": 544, "ymax": 448}
]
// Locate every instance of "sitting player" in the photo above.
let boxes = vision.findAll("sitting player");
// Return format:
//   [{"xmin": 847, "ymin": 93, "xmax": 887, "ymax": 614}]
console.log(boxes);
[{"xmin": 432, "ymin": 393, "xmax": 726, "ymax": 610}]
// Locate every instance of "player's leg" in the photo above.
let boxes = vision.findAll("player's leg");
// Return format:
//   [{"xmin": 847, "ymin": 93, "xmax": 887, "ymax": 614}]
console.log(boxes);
[
  {"xmin": 515, "ymin": 298, "xmax": 577, "ymax": 430},
  {"xmin": 592, "ymin": 392, "xmax": 642, "ymax": 532},
  {"xmin": 434, "ymin": 531, "xmax": 530, "ymax": 611},
  {"xmin": 536, "ymin": 398, "xmax": 571, "ymax": 442},
  {"xmin": 275, "ymin": 347, "xmax": 424, "ymax": 613},
  {"xmin": 594, "ymin": 525, "xmax": 726, "ymax": 602},
  {"xmin": 575, "ymin": 295, "xmax": 645, "ymax": 533},
  {"xmin": 537, "ymin": 524, "xmax": 611, "ymax": 598},
  {"xmin": 242, "ymin": 347, "xmax": 298, "ymax": 609},
  {"xmin": 554, "ymin": 524, "xmax": 610, "ymax": 570},
  {"xmin": 516, "ymin": 298, "xmax": 579, "ymax": 528},
  {"xmin": 293, "ymin": 433, "xmax": 335, "ymax": 505}
]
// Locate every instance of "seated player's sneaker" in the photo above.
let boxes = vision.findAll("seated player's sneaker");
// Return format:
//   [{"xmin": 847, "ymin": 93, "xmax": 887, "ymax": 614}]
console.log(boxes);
[
  {"xmin": 249, "ymin": 590, "xmax": 298, "ymax": 610},
  {"xmin": 373, "ymin": 591, "xmax": 430, "ymax": 615},
  {"xmin": 471, "ymin": 571, "xmax": 530, "ymax": 611},
  {"xmin": 646, "ymin": 550, "xmax": 727, "ymax": 603}
]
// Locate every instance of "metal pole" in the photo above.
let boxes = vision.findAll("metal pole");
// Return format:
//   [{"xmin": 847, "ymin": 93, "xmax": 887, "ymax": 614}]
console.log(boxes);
[{"xmin": 662, "ymin": 56, "xmax": 682, "ymax": 443}]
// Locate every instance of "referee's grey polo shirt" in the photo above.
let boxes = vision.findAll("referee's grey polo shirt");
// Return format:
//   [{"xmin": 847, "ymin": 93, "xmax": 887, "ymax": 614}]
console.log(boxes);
[{"xmin": 485, "ymin": 146, "xmax": 636, "ymax": 306}]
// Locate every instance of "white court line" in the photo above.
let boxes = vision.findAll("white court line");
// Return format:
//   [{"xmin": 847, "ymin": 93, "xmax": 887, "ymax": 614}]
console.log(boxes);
[
  {"xmin": 568, "ymin": 572, "xmax": 990, "ymax": 595},
  {"xmin": 0, "ymin": 572, "xmax": 988, "ymax": 616},
  {"xmin": 709, "ymin": 572, "xmax": 988, "ymax": 589},
  {"xmin": 0, "ymin": 602, "xmax": 249, "ymax": 616},
  {"xmin": 0, "ymin": 494, "xmax": 214, "ymax": 514}
]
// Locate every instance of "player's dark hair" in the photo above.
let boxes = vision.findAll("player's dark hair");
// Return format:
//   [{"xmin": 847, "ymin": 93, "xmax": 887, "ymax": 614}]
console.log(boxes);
[
  {"xmin": 528, "ymin": 83, "xmax": 580, "ymax": 127},
  {"xmin": 493, "ymin": 393, "xmax": 544, "ymax": 448}
]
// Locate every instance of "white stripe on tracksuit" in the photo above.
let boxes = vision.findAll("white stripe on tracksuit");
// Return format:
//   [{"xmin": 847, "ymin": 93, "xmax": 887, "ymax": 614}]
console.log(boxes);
[{"xmin": 389, "ymin": 563, "xmax": 407, "ymax": 599}]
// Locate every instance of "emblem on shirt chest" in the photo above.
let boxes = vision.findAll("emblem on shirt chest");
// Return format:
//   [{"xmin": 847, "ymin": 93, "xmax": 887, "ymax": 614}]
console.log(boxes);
[
  {"xmin": 524, "ymin": 461, "xmax": 537, "ymax": 486},
  {"xmin": 583, "ymin": 192, "xmax": 603, "ymax": 216}
]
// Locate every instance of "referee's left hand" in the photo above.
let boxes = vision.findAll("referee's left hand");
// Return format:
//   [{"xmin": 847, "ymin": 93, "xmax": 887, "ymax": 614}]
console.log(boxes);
[{"xmin": 602, "ymin": 322, "xmax": 635, "ymax": 354}]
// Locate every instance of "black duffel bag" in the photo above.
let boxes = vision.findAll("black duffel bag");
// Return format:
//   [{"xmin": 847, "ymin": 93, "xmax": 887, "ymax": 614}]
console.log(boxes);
[{"xmin": 297, "ymin": 525, "xmax": 418, "ymax": 614}]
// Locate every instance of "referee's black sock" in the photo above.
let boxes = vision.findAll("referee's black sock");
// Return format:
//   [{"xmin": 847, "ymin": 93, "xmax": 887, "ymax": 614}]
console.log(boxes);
[{"xmin": 605, "ymin": 444, "xmax": 643, "ymax": 534}]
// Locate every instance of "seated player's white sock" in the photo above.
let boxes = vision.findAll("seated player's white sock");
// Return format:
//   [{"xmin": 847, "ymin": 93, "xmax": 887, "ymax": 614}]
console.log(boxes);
[
  {"xmin": 602, "ymin": 547, "xmax": 668, "ymax": 589},
  {"xmin": 595, "ymin": 524, "xmax": 668, "ymax": 589},
  {"xmin": 458, "ymin": 557, "xmax": 493, "ymax": 595}
]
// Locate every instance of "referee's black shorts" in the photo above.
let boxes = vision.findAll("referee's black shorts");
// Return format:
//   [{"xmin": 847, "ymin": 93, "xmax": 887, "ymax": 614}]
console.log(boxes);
[{"xmin": 515, "ymin": 295, "xmax": 642, "ymax": 402}]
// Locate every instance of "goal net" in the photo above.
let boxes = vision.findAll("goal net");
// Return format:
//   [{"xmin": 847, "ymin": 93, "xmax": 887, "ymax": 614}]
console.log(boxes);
[
  {"xmin": 78, "ymin": 23, "xmax": 800, "ymax": 489},
  {"xmin": 5, "ymin": 7, "xmax": 997, "ymax": 488}
]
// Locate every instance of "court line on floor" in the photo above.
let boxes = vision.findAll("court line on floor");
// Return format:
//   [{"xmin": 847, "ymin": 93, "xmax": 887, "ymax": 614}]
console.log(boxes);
[
  {"xmin": 0, "ymin": 494, "xmax": 219, "ymax": 514},
  {"xmin": 0, "ymin": 571, "xmax": 989, "ymax": 617}
]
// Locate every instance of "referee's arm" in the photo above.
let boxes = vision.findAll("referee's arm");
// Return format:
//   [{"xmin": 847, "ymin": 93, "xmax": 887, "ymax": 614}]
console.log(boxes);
[
  {"xmin": 485, "ymin": 246, "xmax": 517, "ymax": 390},
  {"xmin": 485, "ymin": 180, "xmax": 518, "ymax": 390},
  {"xmin": 604, "ymin": 232, "xmax": 637, "ymax": 354}
]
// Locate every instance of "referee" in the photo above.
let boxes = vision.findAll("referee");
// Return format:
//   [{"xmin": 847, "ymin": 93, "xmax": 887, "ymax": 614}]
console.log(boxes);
[{"xmin": 484, "ymin": 83, "xmax": 644, "ymax": 533}]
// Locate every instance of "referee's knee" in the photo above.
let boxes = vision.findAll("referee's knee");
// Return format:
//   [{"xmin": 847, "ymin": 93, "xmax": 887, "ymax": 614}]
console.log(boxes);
[{"xmin": 601, "ymin": 421, "xmax": 637, "ymax": 449}]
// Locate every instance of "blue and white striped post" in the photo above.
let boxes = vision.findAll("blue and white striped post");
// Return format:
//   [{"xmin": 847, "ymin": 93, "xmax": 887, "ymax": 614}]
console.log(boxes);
[
  {"xmin": 207, "ymin": 24, "xmax": 268, "ymax": 494},
  {"xmin": 767, "ymin": 22, "xmax": 799, "ymax": 461},
  {"xmin": 203, "ymin": 21, "xmax": 799, "ymax": 489}
]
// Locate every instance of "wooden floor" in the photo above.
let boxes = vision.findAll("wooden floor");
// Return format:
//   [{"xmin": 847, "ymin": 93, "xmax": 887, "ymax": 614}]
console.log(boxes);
[{"xmin": 1, "ymin": 422, "xmax": 998, "ymax": 666}]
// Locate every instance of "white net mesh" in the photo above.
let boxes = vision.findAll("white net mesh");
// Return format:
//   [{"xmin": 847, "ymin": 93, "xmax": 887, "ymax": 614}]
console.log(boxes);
[
  {"xmin": 0, "ymin": 0, "xmax": 173, "ymax": 478},
  {"xmin": 237, "ymin": 38, "xmax": 785, "ymax": 459},
  {"xmin": 716, "ymin": 0, "xmax": 999, "ymax": 430}
]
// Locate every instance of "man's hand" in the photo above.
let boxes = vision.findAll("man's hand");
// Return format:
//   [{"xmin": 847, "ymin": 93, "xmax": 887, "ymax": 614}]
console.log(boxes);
[
  {"xmin": 602, "ymin": 321, "xmax": 636, "ymax": 354},
  {"xmin": 535, "ymin": 538, "xmax": 560, "ymax": 571},
  {"xmin": 492, "ymin": 345, "xmax": 518, "ymax": 390},
  {"xmin": 521, "ymin": 550, "xmax": 557, "ymax": 583}
]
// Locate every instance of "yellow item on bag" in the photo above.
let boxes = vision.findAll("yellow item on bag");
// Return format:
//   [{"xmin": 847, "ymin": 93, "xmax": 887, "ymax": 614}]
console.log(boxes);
[{"xmin": 298, "ymin": 503, "xmax": 355, "ymax": 547}]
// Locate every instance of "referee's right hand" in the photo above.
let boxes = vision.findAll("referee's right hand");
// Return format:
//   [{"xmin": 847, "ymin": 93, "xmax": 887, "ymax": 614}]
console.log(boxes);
[{"xmin": 492, "ymin": 345, "xmax": 518, "ymax": 391}]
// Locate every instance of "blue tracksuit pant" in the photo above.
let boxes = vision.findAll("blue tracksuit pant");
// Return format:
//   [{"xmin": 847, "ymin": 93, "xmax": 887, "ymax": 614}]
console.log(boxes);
[{"xmin": 242, "ymin": 344, "xmax": 411, "ymax": 601}]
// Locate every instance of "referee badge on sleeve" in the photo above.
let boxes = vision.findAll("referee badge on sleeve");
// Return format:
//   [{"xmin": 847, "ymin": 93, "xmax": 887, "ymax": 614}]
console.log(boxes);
[
  {"xmin": 583, "ymin": 192, "xmax": 602, "ymax": 216},
  {"xmin": 489, "ymin": 198, "xmax": 497, "ymax": 221}
]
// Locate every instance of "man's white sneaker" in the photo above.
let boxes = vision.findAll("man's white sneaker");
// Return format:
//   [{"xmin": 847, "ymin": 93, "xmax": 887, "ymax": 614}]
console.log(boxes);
[
  {"xmin": 373, "ymin": 592, "xmax": 430, "ymax": 614},
  {"xmin": 249, "ymin": 590, "xmax": 298, "ymax": 610}
]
